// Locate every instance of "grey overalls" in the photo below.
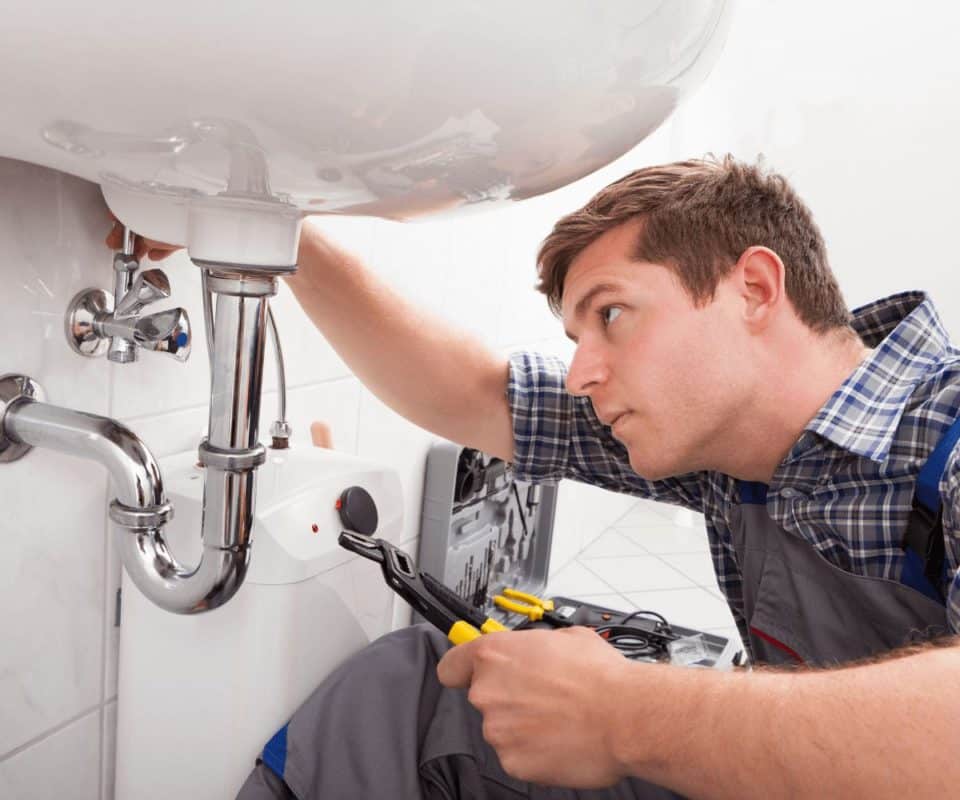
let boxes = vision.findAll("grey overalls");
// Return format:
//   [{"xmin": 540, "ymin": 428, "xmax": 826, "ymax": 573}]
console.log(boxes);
[
  {"xmin": 237, "ymin": 424, "xmax": 955, "ymax": 799},
  {"xmin": 733, "ymin": 475, "xmax": 947, "ymax": 667}
]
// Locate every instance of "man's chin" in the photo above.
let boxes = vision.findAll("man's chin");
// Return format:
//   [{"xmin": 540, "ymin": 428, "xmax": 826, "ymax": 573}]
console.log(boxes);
[{"xmin": 626, "ymin": 451, "xmax": 683, "ymax": 481}]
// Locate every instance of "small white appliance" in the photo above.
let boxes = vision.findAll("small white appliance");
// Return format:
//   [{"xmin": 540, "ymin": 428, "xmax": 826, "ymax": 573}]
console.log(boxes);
[{"xmin": 115, "ymin": 445, "xmax": 404, "ymax": 800}]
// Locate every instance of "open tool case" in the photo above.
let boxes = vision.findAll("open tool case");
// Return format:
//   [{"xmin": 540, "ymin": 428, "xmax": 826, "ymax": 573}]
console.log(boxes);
[
  {"xmin": 419, "ymin": 442, "xmax": 556, "ymax": 616},
  {"xmin": 418, "ymin": 441, "xmax": 740, "ymax": 668}
]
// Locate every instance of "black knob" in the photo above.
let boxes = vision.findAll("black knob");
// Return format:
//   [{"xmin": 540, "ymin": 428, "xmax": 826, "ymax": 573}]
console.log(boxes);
[{"xmin": 337, "ymin": 486, "xmax": 378, "ymax": 535}]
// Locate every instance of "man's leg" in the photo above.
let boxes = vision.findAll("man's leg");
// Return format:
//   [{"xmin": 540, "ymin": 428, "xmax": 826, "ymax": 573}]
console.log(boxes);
[{"xmin": 237, "ymin": 625, "xmax": 681, "ymax": 800}]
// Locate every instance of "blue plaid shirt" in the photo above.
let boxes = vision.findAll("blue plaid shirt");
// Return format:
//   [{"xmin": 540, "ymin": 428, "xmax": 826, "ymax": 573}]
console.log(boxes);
[{"xmin": 507, "ymin": 291, "xmax": 960, "ymax": 639}]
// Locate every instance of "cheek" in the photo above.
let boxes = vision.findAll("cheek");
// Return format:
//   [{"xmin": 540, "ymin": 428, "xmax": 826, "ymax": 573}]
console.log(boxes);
[{"xmin": 636, "ymin": 327, "xmax": 736, "ymax": 413}]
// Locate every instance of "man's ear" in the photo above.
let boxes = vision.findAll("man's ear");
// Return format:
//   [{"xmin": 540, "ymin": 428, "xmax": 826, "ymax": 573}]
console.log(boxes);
[{"xmin": 735, "ymin": 246, "xmax": 786, "ymax": 331}]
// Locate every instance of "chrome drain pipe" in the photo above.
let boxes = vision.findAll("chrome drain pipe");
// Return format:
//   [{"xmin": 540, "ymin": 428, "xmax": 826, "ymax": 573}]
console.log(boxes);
[
  {"xmin": 0, "ymin": 265, "xmax": 281, "ymax": 614},
  {"xmin": 114, "ymin": 268, "xmax": 278, "ymax": 613}
]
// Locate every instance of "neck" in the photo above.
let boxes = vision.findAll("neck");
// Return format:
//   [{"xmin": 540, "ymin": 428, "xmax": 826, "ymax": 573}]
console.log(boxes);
[{"xmin": 719, "ymin": 327, "xmax": 871, "ymax": 484}]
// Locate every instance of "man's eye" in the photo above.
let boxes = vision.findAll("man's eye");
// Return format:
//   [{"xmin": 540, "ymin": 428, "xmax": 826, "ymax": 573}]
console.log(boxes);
[{"xmin": 601, "ymin": 306, "xmax": 622, "ymax": 326}]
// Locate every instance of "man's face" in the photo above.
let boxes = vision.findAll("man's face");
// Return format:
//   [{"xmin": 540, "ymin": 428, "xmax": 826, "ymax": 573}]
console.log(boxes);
[{"xmin": 560, "ymin": 220, "xmax": 750, "ymax": 480}]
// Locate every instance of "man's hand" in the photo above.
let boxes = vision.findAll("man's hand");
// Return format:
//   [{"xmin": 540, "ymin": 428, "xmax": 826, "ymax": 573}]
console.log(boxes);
[
  {"xmin": 437, "ymin": 626, "xmax": 631, "ymax": 788},
  {"xmin": 104, "ymin": 218, "xmax": 181, "ymax": 261}
]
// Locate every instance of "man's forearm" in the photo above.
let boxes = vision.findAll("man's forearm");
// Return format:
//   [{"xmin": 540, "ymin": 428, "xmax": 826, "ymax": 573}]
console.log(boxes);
[
  {"xmin": 286, "ymin": 222, "xmax": 514, "ymax": 459},
  {"xmin": 612, "ymin": 641, "xmax": 960, "ymax": 798}
]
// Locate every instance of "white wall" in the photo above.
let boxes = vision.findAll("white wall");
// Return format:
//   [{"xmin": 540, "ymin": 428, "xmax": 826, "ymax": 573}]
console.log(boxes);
[{"xmin": 4, "ymin": 0, "xmax": 960, "ymax": 795}]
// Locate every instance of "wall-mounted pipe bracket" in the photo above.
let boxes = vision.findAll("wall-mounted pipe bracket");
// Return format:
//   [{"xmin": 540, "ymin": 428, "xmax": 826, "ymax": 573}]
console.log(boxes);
[{"xmin": 0, "ymin": 374, "xmax": 46, "ymax": 462}]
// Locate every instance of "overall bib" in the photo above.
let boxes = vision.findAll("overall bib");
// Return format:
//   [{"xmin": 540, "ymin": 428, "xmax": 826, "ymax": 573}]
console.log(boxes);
[
  {"xmin": 734, "ymin": 412, "xmax": 956, "ymax": 666},
  {"xmin": 734, "ymin": 477, "xmax": 947, "ymax": 667}
]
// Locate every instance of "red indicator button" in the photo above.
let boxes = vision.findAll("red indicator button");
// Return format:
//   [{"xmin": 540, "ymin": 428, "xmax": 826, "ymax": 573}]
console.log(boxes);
[
  {"xmin": 335, "ymin": 498, "xmax": 342, "ymax": 510},
  {"xmin": 311, "ymin": 524, "xmax": 319, "ymax": 533}
]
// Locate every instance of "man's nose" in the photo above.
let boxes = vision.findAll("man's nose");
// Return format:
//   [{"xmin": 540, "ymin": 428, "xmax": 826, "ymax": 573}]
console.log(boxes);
[{"xmin": 565, "ymin": 343, "xmax": 607, "ymax": 396}]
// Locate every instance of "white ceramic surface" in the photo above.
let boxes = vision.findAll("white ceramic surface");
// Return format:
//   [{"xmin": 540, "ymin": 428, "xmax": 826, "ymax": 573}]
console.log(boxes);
[
  {"xmin": 580, "ymin": 554, "xmax": 695, "ymax": 593},
  {"xmin": 0, "ymin": 708, "xmax": 101, "ymax": 800},
  {"xmin": 0, "ymin": 162, "xmax": 114, "ymax": 757},
  {"xmin": 0, "ymin": 1, "xmax": 730, "ymax": 262}
]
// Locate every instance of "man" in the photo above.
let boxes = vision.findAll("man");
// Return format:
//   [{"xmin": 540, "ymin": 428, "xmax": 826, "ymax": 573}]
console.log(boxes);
[{"xmin": 112, "ymin": 157, "xmax": 960, "ymax": 798}]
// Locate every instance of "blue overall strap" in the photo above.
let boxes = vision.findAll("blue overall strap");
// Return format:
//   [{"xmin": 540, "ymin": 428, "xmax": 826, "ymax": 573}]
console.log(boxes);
[
  {"xmin": 738, "ymin": 481, "xmax": 768, "ymax": 505},
  {"xmin": 901, "ymin": 417, "xmax": 960, "ymax": 604},
  {"xmin": 261, "ymin": 722, "xmax": 289, "ymax": 779}
]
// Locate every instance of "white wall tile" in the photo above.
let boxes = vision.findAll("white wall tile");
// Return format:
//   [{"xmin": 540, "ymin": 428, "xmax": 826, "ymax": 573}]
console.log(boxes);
[
  {"xmin": 545, "ymin": 560, "xmax": 618, "ymax": 598},
  {"xmin": 580, "ymin": 555, "xmax": 694, "ymax": 594},
  {"xmin": 621, "ymin": 587, "xmax": 738, "ymax": 632},
  {"xmin": 0, "ymin": 708, "xmax": 101, "ymax": 800},
  {"xmin": 119, "ymin": 405, "xmax": 209, "ymax": 461},
  {"xmin": 549, "ymin": 481, "xmax": 639, "ymax": 576},
  {"xmin": 577, "ymin": 531, "xmax": 648, "ymax": 560},
  {"xmin": 618, "ymin": 523, "xmax": 711, "ymax": 556},
  {"xmin": 103, "ymin": 519, "xmax": 122, "ymax": 703},
  {"xmin": 261, "ymin": 378, "xmax": 362, "ymax": 455},
  {"xmin": 101, "ymin": 701, "xmax": 117, "ymax": 800},
  {"xmin": 0, "ymin": 162, "xmax": 111, "ymax": 756},
  {"xmin": 356, "ymin": 388, "xmax": 433, "ymax": 544},
  {"xmin": 422, "ymin": 214, "xmax": 509, "ymax": 346},
  {"xmin": 659, "ymin": 551, "xmax": 721, "ymax": 590},
  {"xmin": 363, "ymin": 218, "xmax": 460, "ymax": 314},
  {"xmin": 118, "ymin": 377, "xmax": 362, "ymax": 462},
  {"xmin": 261, "ymin": 280, "xmax": 352, "ymax": 391},
  {"xmin": 0, "ymin": 449, "xmax": 107, "ymax": 755},
  {"xmin": 0, "ymin": 160, "xmax": 114, "ymax": 412}
]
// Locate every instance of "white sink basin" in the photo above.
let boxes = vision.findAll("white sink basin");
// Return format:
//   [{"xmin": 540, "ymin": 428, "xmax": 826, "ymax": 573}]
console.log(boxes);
[{"xmin": 0, "ymin": 0, "xmax": 730, "ymax": 262}]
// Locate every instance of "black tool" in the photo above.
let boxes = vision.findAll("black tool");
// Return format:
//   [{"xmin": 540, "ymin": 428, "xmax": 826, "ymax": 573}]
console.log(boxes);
[{"xmin": 338, "ymin": 530, "xmax": 507, "ymax": 645}]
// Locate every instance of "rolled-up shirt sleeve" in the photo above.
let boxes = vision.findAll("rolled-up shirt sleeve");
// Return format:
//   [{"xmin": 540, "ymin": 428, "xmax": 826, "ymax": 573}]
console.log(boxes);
[{"xmin": 506, "ymin": 350, "xmax": 707, "ymax": 512}]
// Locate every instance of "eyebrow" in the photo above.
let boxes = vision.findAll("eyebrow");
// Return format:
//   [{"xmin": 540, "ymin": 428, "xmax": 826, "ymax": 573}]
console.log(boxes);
[{"xmin": 563, "ymin": 283, "xmax": 621, "ymax": 342}]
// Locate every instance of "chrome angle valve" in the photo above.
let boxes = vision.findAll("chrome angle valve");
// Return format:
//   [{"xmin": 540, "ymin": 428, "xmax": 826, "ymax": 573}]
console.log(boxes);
[{"xmin": 66, "ymin": 227, "xmax": 191, "ymax": 362}]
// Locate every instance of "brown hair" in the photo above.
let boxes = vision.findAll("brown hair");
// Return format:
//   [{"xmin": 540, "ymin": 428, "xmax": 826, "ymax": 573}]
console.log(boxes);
[{"xmin": 536, "ymin": 155, "xmax": 851, "ymax": 333}]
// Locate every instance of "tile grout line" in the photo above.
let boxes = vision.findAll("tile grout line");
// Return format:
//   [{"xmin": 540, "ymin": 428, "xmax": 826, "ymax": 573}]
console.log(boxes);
[
  {"xmin": 98, "ymin": 475, "xmax": 112, "ymax": 800},
  {"xmin": 0, "ymin": 703, "xmax": 102, "ymax": 765},
  {"xmin": 575, "ymin": 557, "xmax": 635, "ymax": 596},
  {"xmin": 101, "ymin": 346, "xmax": 117, "ymax": 800},
  {"xmin": 117, "ymin": 375, "xmax": 358, "ymax": 425},
  {"xmin": 579, "ymin": 546, "xmax": 706, "ymax": 595},
  {"xmin": 652, "ymin": 552, "xmax": 714, "ymax": 587}
]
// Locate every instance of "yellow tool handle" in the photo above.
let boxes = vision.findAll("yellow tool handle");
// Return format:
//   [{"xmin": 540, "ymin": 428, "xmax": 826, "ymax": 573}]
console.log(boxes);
[
  {"xmin": 447, "ymin": 620, "xmax": 483, "ymax": 645},
  {"xmin": 501, "ymin": 587, "xmax": 555, "ymax": 612},
  {"xmin": 494, "ymin": 595, "xmax": 544, "ymax": 620},
  {"xmin": 480, "ymin": 618, "xmax": 508, "ymax": 633}
]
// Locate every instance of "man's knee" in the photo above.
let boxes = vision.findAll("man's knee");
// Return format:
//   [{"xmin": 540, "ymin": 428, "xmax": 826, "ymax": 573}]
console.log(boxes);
[{"xmin": 304, "ymin": 623, "xmax": 451, "ymax": 709}]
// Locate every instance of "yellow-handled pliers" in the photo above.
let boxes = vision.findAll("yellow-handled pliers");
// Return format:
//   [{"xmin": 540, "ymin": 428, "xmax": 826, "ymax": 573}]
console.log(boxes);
[
  {"xmin": 339, "ymin": 530, "xmax": 508, "ymax": 645},
  {"xmin": 493, "ymin": 588, "xmax": 574, "ymax": 627}
]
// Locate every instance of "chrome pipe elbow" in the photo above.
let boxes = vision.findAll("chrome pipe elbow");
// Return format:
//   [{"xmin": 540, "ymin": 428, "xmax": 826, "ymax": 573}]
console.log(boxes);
[
  {"xmin": 3, "ymin": 400, "xmax": 166, "ymax": 510},
  {"xmin": 0, "ymin": 396, "xmax": 254, "ymax": 614}
]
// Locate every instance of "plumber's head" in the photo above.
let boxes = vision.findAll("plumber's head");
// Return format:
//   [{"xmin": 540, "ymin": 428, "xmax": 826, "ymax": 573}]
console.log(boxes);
[{"xmin": 539, "ymin": 156, "xmax": 857, "ymax": 479}]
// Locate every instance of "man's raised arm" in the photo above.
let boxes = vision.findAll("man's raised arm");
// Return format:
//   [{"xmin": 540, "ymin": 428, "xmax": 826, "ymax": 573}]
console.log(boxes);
[{"xmin": 287, "ymin": 220, "xmax": 515, "ymax": 461}]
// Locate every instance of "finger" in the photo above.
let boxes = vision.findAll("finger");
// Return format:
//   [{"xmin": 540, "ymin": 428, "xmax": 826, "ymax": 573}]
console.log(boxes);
[
  {"xmin": 105, "ymin": 221, "xmax": 122, "ymax": 249},
  {"xmin": 436, "ymin": 638, "xmax": 480, "ymax": 689}
]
